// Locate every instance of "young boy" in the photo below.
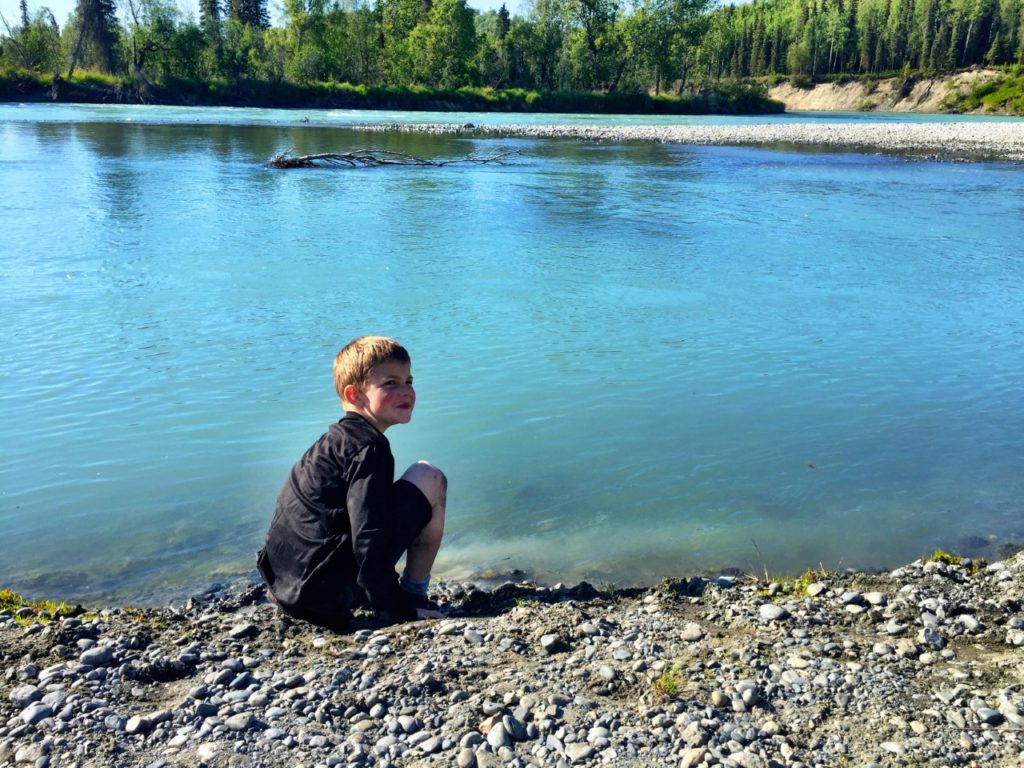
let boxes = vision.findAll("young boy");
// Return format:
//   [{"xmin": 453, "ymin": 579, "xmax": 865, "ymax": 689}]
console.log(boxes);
[{"xmin": 257, "ymin": 336, "xmax": 446, "ymax": 630}]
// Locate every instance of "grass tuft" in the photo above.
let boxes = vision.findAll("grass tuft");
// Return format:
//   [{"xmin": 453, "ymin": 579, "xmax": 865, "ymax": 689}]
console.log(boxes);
[
  {"xmin": 652, "ymin": 665, "xmax": 684, "ymax": 700},
  {"xmin": 929, "ymin": 549, "xmax": 963, "ymax": 566},
  {"xmin": 0, "ymin": 588, "xmax": 79, "ymax": 624}
]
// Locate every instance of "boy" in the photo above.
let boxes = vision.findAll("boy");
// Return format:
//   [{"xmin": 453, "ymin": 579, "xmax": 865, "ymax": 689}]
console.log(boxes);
[{"xmin": 257, "ymin": 336, "xmax": 446, "ymax": 630}]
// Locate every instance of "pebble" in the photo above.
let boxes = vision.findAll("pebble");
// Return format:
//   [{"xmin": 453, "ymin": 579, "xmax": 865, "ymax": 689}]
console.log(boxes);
[
  {"xmin": 79, "ymin": 646, "xmax": 113, "ymax": 667},
  {"xmin": 540, "ymin": 633, "xmax": 564, "ymax": 654},
  {"xmin": 225, "ymin": 712, "xmax": 253, "ymax": 731},
  {"xmin": 228, "ymin": 623, "xmax": 258, "ymax": 640},
  {"xmin": 20, "ymin": 702, "xmax": 52, "ymax": 726},
  {"xmin": 759, "ymin": 604, "xmax": 789, "ymax": 621},
  {"xmin": 680, "ymin": 622, "xmax": 704, "ymax": 641}
]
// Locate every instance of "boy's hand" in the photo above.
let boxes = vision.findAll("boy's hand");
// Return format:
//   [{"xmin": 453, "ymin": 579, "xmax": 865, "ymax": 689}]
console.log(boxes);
[{"xmin": 415, "ymin": 607, "xmax": 444, "ymax": 620}]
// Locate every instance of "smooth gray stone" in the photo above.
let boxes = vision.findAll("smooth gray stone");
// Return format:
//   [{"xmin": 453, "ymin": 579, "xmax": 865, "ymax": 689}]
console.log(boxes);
[
  {"xmin": 418, "ymin": 736, "xmax": 442, "ymax": 753},
  {"xmin": 398, "ymin": 714, "xmax": 419, "ymax": 733},
  {"xmin": 125, "ymin": 715, "xmax": 151, "ymax": 735},
  {"xmin": 759, "ymin": 604, "xmax": 789, "ymax": 621},
  {"xmin": 456, "ymin": 747, "xmax": 476, "ymax": 767},
  {"xmin": 225, "ymin": 712, "xmax": 253, "ymax": 731},
  {"xmin": 463, "ymin": 629, "xmax": 485, "ymax": 645},
  {"xmin": 540, "ymin": 634, "xmax": 565, "ymax": 654},
  {"xmin": 79, "ymin": 647, "xmax": 114, "ymax": 667},
  {"xmin": 9, "ymin": 686, "xmax": 42, "ymax": 708},
  {"xmin": 502, "ymin": 714, "xmax": 527, "ymax": 741},
  {"xmin": 880, "ymin": 741, "xmax": 905, "ymax": 755},
  {"xmin": 460, "ymin": 732, "xmax": 483, "ymax": 748},
  {"xmin": 486, "ymin": 722, "xmax": 511, "ymax": 749},
  {"xmin": 976, "ymin": 708, "xmax": 1004, "ymax": 725},
  {"xmin": 21, "ymin": 703, "xmax": 53, "ymax": 726},
  {"xmin": 229, "ymin": 623, "xmax": 258, "ymax": 640},
  {"xmin": 565, "ymin": 742, "xmax": 595, "ymax": 763},
  {"xmin": 885, "ymin": 621, "xmax": 907, "ymax": 635},
  {"xmin": 680, "ymin": 622, "xmax": 704, "ymax": 641},
  {"xmin": 13, "ymin": 744, "xmax": 46, "ymax": 764},
  {"xmin": 598, "ymin": 666, "xmax": 616, "ymax": 681}
]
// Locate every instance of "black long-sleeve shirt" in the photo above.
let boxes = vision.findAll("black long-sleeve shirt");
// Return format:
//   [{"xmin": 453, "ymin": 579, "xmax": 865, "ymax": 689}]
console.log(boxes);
[{"xmin": 257, "ymin": 413, "xmax": 417, "ymax": 626}]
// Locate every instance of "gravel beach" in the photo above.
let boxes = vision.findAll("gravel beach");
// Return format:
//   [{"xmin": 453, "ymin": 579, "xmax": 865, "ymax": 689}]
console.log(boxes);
[
  {"xmin": 2, "ymin": 552, "xmax": 1022, "ymax": 768},
  {"xmin": 356, "ymin": 121, "xmax": 1024, "ymax": 162}
]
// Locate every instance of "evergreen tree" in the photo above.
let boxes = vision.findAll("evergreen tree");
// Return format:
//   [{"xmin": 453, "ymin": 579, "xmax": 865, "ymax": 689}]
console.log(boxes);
[
  {"xmin": 20, "ymin": 0, "xmax": 30, "ymax": 28},
  {"xmin": 231, "ymin": 0, "xmax": 269, "ymax": 29},
  {"xmin": 497, "ymin": 3, "xmax": 510, "ymax": 40},
  {"xmin": 69, "ymin": 0, "xmax": 119, "ymax": 74},
  {"xmin": 200, "ymin": 0, "xmax": 222, "ymax": 31}
]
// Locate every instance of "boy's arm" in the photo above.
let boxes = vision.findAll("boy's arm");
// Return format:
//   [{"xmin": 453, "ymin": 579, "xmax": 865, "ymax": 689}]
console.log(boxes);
[{"xmin": 346, "ymin": 445, "xmax": 417, "ymax": 622}]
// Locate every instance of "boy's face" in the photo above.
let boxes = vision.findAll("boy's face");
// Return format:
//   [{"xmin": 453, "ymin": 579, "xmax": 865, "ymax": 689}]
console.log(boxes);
[{"xmin": 346, "ymin": 360, "xmax": 415, "ymax": 432}]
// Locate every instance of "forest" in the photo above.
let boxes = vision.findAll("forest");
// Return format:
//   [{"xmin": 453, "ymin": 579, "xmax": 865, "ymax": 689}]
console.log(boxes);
[{"xmin": 1, "ymin": 0, "xmax": 1022, "ymax": 107}]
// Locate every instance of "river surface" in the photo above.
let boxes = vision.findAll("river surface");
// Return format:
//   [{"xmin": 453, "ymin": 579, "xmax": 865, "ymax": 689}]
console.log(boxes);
[{"xmin": 2, "ymin": 104, "xmax": 1023, "ymax": 603}]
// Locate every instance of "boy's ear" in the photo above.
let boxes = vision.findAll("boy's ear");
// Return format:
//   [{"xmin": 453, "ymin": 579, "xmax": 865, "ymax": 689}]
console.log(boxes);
[{"xmin": 343, "ymin": 384, "xmax": 363, "ymax": 406}]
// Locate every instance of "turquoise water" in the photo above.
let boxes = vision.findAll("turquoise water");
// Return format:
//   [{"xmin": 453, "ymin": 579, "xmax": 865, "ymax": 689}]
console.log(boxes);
[{"xmin": 2, "ymin": 104, "xmax": 1023, "ymax": 603}]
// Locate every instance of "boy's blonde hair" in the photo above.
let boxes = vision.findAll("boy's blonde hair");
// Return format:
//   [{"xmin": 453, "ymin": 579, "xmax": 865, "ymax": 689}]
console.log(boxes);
[{"xmin": 334, "ymin": 336, "xmax": 410, "ymax": 403}]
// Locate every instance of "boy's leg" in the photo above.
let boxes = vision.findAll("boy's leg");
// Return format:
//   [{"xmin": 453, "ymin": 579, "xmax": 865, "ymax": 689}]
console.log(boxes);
[{"xmin": 398, "ymin": 461, "xmax": 446, "ymax": 585}]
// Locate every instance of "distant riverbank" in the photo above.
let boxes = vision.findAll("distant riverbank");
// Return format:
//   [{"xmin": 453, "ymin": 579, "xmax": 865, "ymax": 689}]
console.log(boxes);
[
  {"xmin": 0, "ymin": 70, "xmax": 783, "ymax": 116},
  {"xmin": 768, "ymin": 69, "xmax": 1024, "ymax": 116},
  {"xmin": 353, "ymin": 120, "xmax": 1024, "ymax": 162}
]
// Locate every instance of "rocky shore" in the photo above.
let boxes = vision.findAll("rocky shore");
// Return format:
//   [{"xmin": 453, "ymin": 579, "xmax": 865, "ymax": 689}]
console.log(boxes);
[
  {"xmin": 2, "ymin": 552, "xmax": 1023, "ymax": 768},
  {"xmin": 357, "ymin": 121, "xmax": 1024, "ymax": 162}
]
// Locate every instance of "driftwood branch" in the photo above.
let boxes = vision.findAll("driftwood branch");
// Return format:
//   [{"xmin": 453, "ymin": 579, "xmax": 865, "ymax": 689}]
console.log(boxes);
[{"xmin": 268, "ymin": 149, "xmax": 519, "ymax": 169}]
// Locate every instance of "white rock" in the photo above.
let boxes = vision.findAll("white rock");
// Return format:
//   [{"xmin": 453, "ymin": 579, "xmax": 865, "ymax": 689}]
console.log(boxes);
[
  {"xmin": 680, "ymin": 622, "xmax": 704, "ymax": 641},
  {"xmin": 759, "ymin": 604, "xmax": 789, "ymax": 621}
]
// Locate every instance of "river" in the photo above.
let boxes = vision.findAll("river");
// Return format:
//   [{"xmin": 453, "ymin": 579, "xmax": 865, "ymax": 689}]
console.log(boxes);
[{"xmin": 2, "ymin": 104, "xmax": 1023, "ymax": 603}]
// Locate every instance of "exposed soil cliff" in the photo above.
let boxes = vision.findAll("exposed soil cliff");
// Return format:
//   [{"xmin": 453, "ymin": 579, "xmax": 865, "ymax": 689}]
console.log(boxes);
[{"xmin": 767, "ymin": 69, "xmax": 1002, "ymax": 113}]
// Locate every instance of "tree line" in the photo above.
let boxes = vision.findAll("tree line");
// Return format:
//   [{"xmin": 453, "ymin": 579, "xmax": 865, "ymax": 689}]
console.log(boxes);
[
  {"xmin": 695, "ymin": 0, "xmax": 1024, "ymax": 81},
  {"xmin": 1, "ymin": 0, "xmax": 714, "ymax": 95},
  {"xmin": 1, "ymin": 0, "xmax": 1022, "ymax": 101}
]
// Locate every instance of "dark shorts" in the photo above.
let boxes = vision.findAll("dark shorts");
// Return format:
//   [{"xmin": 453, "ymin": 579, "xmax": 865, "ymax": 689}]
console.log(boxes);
[{"xmin": 387, "ymin": 479, "xmax": 433, "ymax": 565}]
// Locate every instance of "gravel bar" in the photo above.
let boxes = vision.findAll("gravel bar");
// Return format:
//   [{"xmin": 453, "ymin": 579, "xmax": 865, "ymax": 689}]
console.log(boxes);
[
  {"xmin": 356, "ymin": 121, "xmax": 1024, "ymax": 161},
  {"xmin": 2, "ymin": 551, "xmax": 1023, "ymax": 767}
]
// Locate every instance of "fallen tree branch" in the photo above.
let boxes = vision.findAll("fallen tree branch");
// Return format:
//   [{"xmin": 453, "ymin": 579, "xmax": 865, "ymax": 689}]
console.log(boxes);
[{"xmin": 268, "ymin": 148, "xmax": 520, "ymax": 169}]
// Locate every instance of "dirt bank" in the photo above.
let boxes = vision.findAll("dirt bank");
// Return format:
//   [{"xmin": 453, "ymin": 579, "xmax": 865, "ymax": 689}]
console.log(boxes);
[{"xmin": 768, "ymin": 69, "xmax": 1003, "ymax": 114}]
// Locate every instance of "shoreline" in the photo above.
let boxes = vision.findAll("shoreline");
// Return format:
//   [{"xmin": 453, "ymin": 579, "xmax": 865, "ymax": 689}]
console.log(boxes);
[
  {"xmin": 2, "ymin": 552, "xmax": 1022, "ymax": 767},
  {"xmin": 353, "ymin": 121, "xmax": 1024, "ymax": 162}
]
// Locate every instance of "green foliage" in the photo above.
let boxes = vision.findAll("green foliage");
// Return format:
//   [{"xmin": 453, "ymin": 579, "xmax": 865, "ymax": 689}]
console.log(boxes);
[
  {"xmin": 947, "ymin": 74, "xmax": 1024, "ymax": 115},
  {"xmin": 17, "ymin": 0, "xmax": 1018, "ymax": 109},
  {"xmin": 929, "ymin": 549, "xmax": 963, "ymax": 566},
  {"xmin": 695, "ymin": 0, "xmax": 1024, "ymax": 83},
  {"xmin": 0, "ymin": 589, "xmax": 78, "ymax": 624},
  {"xmin": 652, "ymin": 664, "xmax": 685, "ymax": 700},
  {"xmin": 756, "ymin": 567, "xmax": 826, "ymax": 598}
]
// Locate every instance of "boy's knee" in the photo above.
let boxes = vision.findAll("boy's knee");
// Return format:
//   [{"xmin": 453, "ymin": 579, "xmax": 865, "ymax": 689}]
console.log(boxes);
[{"xmin": 401, "ymin": 460, "xmax": 447, "ymax": 508}]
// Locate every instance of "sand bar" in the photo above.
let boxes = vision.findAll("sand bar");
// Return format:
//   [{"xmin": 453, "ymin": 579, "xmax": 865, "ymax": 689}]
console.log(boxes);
[{"xmin": 358, "ymin": 120, "xmax": 1024, "ymax": 161}]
